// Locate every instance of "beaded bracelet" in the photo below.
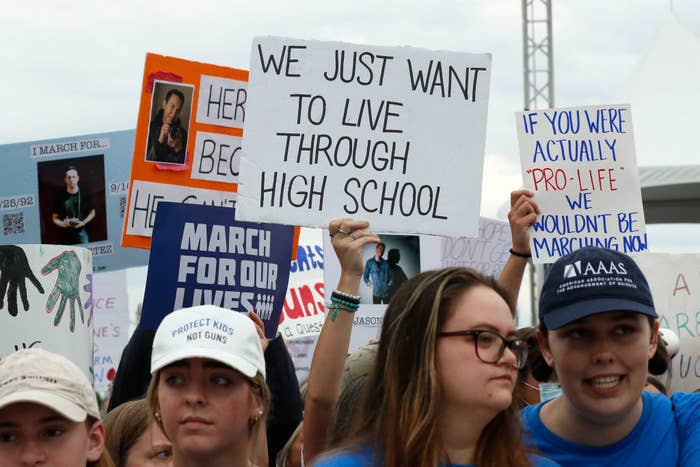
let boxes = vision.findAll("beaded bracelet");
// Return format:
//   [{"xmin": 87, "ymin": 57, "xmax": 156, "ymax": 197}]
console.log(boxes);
[{"xmin": 332, "ymin": 289, "xmax": 361, "ymax": 303}]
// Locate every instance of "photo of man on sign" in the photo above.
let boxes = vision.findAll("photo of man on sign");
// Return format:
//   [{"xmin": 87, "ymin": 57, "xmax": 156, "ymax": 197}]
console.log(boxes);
[{"xmin": 145, "ymin": 81, "xmax": 194, "ymax": 165}]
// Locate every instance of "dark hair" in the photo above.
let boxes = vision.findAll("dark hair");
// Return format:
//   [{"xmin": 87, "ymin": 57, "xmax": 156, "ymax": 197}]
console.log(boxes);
[
  {"xmin": 645, "ymin": 375, "xmax": 668, "ymax": 396},
  {"xmin": 376, "ymin": 242, "xmax": 386, "ymax": 250},
  {"xmin": 338, "ymin": 267, "xmax": 530, "ymax": 467},
  {"xmin": 387, "ymin": 248, "xmax": 400, "ymax": 264},
  {"xmin": 515, "ymin": 327, "xmax": 553, "ymax": 384},
  {"xmin": 65, "ymin": 165, "xmax": 79, "ymax": 175},
  {"xmin": 165, "ymin": 89, "xmax": 185, "ymax": 104}
]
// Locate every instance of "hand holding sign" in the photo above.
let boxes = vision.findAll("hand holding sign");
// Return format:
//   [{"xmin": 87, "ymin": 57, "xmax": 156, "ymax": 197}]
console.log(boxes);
[
  {"xmin": 0, "ymin": 245, "xmax": 45, "ymax": 317},
  {"xmin": 508, "ymin": 190, "xmax": 540, "ymax": 255},
  {"xmin": 42, "ymin": 250, "xmax": 84, "ymax": 332},
  {"xmin": 328, "ymin": 218, "xmax": 381, "ymax": 280}
]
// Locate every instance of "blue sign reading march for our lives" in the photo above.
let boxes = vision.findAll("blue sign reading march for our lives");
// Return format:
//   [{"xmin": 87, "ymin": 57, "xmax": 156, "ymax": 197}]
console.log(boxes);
[{"xmin": 140, "ymin": 202, "xmax": 295, "ymax": 337}]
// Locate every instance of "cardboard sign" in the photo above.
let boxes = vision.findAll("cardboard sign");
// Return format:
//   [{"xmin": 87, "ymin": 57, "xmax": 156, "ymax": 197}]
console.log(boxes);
[
  {"xmin": 441, "ymin": 217, "xmax": 511, "ymax": 276},
  {"xmin": 516, "ymin": 104, "xmax": 647, "ymax": 263},
  {"xmin": 0, "ymin": 244, "xmax": 93, "ymax": 379},
  {"xmin": 323, "ymin": 232, "xmax": 441, "ymax": 353},
  {"xmin": 278, "ymin": 227, "xmax": 325, "ymax": 340},
  {"xmin": 0, "ymin": 130, "xmax": 148, "ymax": 272},
  {"xmin": 92, "ymin": 270, "xmax": 129, "ymax": 393},
  {"xmin": 237, "ymin": 36, "xmax": 491, "ymax": 238},
  {"xmin": 636, "ymin": 253, "xmax": 700, "ymax": 393},
  {"xmin": 122, "ymin": 53, "xmax": 248, "ymax": 248},
  {"xmin": 140, "ymin": 202, "xmax": 295, "ymax": 338}
]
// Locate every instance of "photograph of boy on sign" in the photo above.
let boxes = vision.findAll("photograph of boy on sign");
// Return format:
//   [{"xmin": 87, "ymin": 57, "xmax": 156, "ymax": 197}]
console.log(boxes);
[
  {"xmin": 360, "ymin": 235, "xmax": 420, "ymax": 304},
  {"xmin": 145, "ymin": 81, "xmax": 194, "ymax": 165},
  {"xmin": 38, "ymin": 156, "xmax": 108, "ymax": 245}
]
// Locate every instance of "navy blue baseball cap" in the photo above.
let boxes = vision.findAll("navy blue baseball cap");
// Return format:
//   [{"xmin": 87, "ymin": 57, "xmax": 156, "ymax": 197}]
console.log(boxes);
[{"xmin": 539, "ymin": 247, "xmax": 657, "ymax": 330}]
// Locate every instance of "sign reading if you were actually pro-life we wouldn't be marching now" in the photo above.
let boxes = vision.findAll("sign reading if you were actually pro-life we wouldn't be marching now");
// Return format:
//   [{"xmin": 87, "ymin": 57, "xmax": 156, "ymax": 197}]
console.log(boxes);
[
  {"xmin": 516, "ymin": 104, "xmax": 648, "ymax": 263},
  {"xmin": 236, "ymin": 36, "xmax": 491, "ymax": 238},
  {"xmin": 140, "ymin": 202, "xmax": 295, "ymax": 338}
]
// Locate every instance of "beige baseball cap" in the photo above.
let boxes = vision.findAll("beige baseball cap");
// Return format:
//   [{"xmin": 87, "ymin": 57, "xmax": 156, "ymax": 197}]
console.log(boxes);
[
  {"xmin": 151, "ymin": 305, "xmax": 266, "ymax": 379},
  {"xmin": 0, "ymin": 348, "xmax": 100, "ymax": 422}
]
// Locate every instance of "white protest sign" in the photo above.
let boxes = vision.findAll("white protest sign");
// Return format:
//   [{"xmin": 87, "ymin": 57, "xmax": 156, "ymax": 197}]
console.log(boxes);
[
  {"xmin": 191, "ymin": 132, "xmax": 242, "ymax": 184},
  {"xmin": 92, "ymin": 269, "xmax": 129, "ymax": 393},
  {"xmin": 323, "ymin": 232, "xmax": 441, "ymax": 353},
  {"xmin": 125, "ymin": 180, "xmax": 236, "ymax": 237},
  {"xmin": 635, "ymin": 253, "xmax": 700, "ymax": 393},
  {"xmin": 516, "ymin": 104, "xmax": 647, "ymax": 263},
  {"xmin": 441, "ymin": 217, "xmax": 510, "ymax": 276},
  {"xmin": 278, "ymin": 227, "xmax": 325, "ymax": 340},
  {"xmin": 237, "ymin": 36, "xmax": 491, "ymax": 238},
  {"xmin": 0, "ymin": 245, "xmax": 92, "ymax": 379}
]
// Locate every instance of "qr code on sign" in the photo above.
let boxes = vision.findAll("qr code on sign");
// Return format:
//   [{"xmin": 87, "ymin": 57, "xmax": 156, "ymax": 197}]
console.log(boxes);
[
  {"xmin": 119, "ymin": 196, "xmax": 126, "ymax": 219},
  {"xmin": 3, "ymin": 213, "xmax": 24, "ymax": 236}
]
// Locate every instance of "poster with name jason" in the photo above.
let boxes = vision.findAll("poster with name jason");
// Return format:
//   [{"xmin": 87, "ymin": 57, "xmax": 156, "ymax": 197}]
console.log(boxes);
[
  {"xmin": 516, "ymin": 104, "xmax": 648, "ymax": 263},
  {"xmin": 140, "ymin": 202, "xmax": 295, "ymax": 338},
  {"xmin": 236, "ymin": 36, "xmax": 491, "ymax": 238}
]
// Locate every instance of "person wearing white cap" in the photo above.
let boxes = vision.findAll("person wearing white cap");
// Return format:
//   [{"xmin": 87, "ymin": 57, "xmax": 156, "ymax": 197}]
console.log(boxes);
[
  {"xmin": 0, "ymin": 348, "xmax": 114, "ymax": 467},
  {"xmin": 146, "ymin": 305, "xmax": 270, "ymax": 467}
]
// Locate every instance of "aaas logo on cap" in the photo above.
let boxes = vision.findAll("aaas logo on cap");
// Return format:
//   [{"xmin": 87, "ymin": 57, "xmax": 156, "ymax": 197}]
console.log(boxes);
[
  {"xmin": 563, "ymin": 260, "xmax": 582, "ymax": 278},
  {"xmin": 562, "ymin": 259, "xmax": 627, "ymax": 278}
]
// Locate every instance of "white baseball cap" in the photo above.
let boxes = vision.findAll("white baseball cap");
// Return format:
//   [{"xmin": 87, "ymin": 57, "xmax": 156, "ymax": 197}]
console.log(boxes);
[
  {"xmin": 151, "ymin": 305, "xmax": 266, "ymax": 379},
  {"xmin": 0, "ymin": 348, "xmax": 100, "ymax": 422}
]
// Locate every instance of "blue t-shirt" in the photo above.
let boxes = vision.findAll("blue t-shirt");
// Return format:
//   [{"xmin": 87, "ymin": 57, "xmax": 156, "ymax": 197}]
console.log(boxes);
[
  {"xmin": 522, "ymin": 391, "xmax": 700, "ymax": 466},
  {"xmin": 312, "ymin": 444, "xmax": 559, "ymax": 466}
]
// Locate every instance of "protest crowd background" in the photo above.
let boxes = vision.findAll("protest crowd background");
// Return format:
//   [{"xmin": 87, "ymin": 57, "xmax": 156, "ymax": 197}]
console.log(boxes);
[{"xmin": 2, "ymin": 2, "xmax": 700, "ymax": 466}]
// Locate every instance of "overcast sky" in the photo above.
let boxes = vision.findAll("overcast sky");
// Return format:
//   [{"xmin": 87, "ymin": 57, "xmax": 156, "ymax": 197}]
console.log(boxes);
[
  {"xmin": 6, "ymin": 1, "xmax": 698, "ymax": 326},
  {"xmin": 3, "ymin": 1, "xmax": 697, "ymax": 211}
]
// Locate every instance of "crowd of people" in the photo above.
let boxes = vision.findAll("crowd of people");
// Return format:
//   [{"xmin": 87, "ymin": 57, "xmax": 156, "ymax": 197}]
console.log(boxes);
[{"xmin": 1, "ymin": 190, "xmax": 699, "ymax": 466}]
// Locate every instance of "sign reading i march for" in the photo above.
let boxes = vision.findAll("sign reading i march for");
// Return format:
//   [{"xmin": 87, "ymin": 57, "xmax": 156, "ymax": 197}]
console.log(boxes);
[{"xmin": 140, "ymin": 202, "xmax": 295, "ymax": 338}]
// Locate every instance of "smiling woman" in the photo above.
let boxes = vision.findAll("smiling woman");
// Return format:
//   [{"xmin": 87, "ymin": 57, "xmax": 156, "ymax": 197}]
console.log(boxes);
[{"xmin": 514, "ymin": 246, "xmax": 700, "ymax": 466}]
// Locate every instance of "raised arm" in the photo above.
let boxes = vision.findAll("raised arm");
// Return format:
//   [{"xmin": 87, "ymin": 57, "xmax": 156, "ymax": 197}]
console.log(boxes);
[
  {"xmin": 303, "ymin": 218, "xmax": 379, "ymax": 463},
  {"xmin": 498, "ymin": 190, "xmax": 540, "ymax": 306}
]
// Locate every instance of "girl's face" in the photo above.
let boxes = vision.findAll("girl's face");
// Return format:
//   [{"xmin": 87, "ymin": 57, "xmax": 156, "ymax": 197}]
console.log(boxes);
[
  {"xmin": 156, "ymin": 358, "xmax": 262, "ymax": 460},
  {"xmin": 0, "ymin": 402, "xmax": 104, "ymax": 467},
  {"xmin": 436, "ymin": 285, "xmax": 518, "ymax": 414},
  {"xmin": 125, "ymin": 420, "xmax": 172, "ymax": 467},
  {"xmin": 540, "ymin": 311, "xmax": 658, "ymax": 424}
]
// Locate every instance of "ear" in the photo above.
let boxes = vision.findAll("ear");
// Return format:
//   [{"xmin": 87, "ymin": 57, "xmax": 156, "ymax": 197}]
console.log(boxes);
[
  {"xmin": 536, "ymin": 329, "xmax": 555, "ymax": 368},
  {"xmin": 86, "ymin": 419, "xmax": 106, "ymax": 462},
  {"xmin": 648, "ymin": 320, "xmax": 660, "ymax": 359},
  {"xmin": 249, "ymin": 385, "xmax": 264, "ymax": 419}
]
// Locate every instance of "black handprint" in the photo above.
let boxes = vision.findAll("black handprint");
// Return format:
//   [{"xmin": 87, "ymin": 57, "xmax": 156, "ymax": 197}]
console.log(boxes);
[
  {"xmin": 41, "ymin": 250, "xmax": 83, "ymax": 333},
  {"xmin": 0, "ymin": 245, "xmax": 45, "ymax": 317}
]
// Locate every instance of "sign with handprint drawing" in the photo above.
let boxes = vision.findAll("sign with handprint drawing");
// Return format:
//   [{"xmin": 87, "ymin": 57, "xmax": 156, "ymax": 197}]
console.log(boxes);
[{"xmin": 0, "ymin": 244, "xmax": 92, "ymax": 379}]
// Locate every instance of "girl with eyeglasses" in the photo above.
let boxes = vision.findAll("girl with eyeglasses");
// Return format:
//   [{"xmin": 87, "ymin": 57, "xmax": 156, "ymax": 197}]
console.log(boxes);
[{"xmin": 305, "ymin": 218, "xmax": 558, "ymax": 467}]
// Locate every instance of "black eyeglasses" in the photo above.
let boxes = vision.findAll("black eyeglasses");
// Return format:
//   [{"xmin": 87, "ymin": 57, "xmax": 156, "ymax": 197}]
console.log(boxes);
[{"xmin": 438, "ymin": 329, "xmax": 529, "ymax": 370}]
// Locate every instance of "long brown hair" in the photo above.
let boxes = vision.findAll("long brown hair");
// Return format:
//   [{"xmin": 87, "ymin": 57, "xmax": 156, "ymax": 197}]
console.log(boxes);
[{"xmin": 339, "ymin": 267, "xmax": 531, "ymax": 467}]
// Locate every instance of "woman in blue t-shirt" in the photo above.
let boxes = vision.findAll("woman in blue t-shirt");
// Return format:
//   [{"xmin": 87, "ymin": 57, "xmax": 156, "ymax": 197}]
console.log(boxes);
[
  {"xmin": 307, "ymin": 218, "xmax": 557, "ymax": 467},
  {"xmin": 500, "ymin": 190, "xmax": 700, "ymax": 466}
]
